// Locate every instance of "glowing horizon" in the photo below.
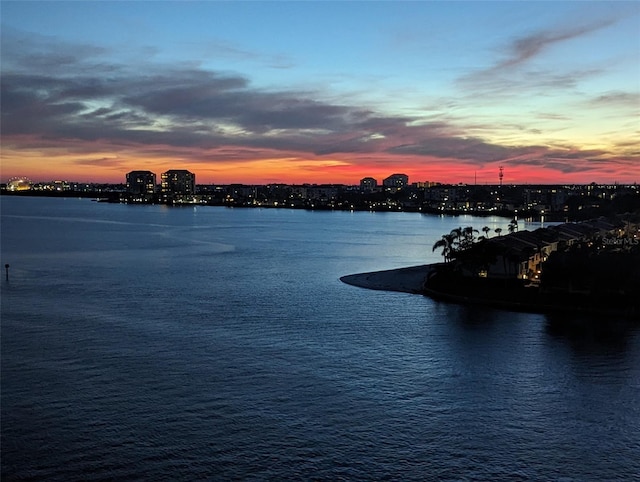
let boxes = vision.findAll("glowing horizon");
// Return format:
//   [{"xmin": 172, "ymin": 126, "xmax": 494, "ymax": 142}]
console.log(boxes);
[{"xmin": 1, "ymin": 2, "xmax": 639, "ymax": 185}]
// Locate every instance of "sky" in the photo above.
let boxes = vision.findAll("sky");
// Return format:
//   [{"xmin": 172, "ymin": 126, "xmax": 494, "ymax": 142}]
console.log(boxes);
[{"xmin": 1, "ymin": 1, "xmax": 639, "ymax": 185}]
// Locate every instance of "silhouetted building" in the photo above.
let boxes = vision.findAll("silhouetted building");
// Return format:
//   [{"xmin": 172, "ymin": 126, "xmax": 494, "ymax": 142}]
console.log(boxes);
[
  {"xmin": 360, "ymin": 177, "xmax": 378, "ymax": 191},
  {"xmin": 126, "ymin": 170, "xmax": 156, "ymax": 194},
  {"xmin": 161, "ymin": 169, "xmax": 196, "ymax": 203},
  {"xmin": 383, "ymin": 173, "xmax": 409, "ymax": 189},
  {"xmin": 161, "ymin": 170, "xmax": 195, "ymax": 193}
]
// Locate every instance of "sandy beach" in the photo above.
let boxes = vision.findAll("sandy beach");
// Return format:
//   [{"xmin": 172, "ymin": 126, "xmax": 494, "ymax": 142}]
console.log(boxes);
[{"xmin": 339, "ymin": 264, "xmax": 436, "ymax": 294}]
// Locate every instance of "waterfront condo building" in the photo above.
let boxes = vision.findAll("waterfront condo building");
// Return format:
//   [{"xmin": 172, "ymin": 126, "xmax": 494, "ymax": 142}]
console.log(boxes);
[
  {"xmin": 126, "ymin": 170, "xmax": 157, "ymax": 194},
  {"xmin": 383, "ymin": 173, "xmax": 409, "ymax": 189},
  {"xmin": 360, "ymin": 177, "xmax": 378, "ymax": 191},
  {"xmin": 161, "ymin": 169, "xmax": 196, "ymax": 203}
]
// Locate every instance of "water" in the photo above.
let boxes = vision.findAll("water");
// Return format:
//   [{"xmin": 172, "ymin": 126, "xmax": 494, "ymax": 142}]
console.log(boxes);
[{"xmin": 2, "ymin": 196, "xmax": 639, "ymax": 481}]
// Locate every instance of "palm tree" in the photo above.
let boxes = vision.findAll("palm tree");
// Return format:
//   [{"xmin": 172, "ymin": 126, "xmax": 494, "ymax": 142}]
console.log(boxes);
[
  {"xmin": 508, "ymin": 219, "xmax": 518, "ymax": 234},
  {"xmin": 460, "ymin": 226, "xmax": 479, "ymax": 250},
  {"xmin": 482, "ymin": 226, "xmax": 491, "ymax": 239},
  {"xmin": 432, "ymin": 233, "xmax": 454, "ymax": 262},
  {"xmin": 495, "ymin": 227, "xmax": 503, "ymax": 237},
  {"xmin": 449, "ymin": 227, "xmax": 463, "ymax": 254}
]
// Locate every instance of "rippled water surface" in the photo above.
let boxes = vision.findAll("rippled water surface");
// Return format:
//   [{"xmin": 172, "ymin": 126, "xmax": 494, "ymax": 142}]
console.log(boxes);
[{"xmin": 2, "ymin": 197, "xmax": 639, "ymax": 480}]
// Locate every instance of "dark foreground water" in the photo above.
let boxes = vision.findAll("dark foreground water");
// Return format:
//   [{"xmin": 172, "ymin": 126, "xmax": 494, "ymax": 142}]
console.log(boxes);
[{"xmin": 2, "ymin": 196, "xmax": 639, "ymax": 481}]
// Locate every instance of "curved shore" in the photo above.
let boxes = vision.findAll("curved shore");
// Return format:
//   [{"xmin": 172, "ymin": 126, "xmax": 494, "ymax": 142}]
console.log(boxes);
[
  {"xmin": 339, "ymin": 264, "xmax": 436, "ymax": 294},
  {"xmin": 340, "ymin": 264, "xmax": 639, "ymax": 319}
]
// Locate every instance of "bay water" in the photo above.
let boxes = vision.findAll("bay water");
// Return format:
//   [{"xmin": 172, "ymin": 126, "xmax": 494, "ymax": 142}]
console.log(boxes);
[{"xmin": 2, "ymin": 196, "xmax": 639, "ymax": 480}]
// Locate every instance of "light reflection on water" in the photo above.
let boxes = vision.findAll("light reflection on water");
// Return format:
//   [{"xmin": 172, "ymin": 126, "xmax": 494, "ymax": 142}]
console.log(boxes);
[{"xmin": 1, "ymin": 196, "xmax": 639, "ymax": 481}]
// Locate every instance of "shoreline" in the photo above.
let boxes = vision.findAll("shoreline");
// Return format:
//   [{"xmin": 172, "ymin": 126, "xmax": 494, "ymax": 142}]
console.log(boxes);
[
  {"xmin": 340, "ymin": 264, "xmax": 639, "ymax": 319},
  {"xmin": 421, "ymin": 285, "xmax": 638, "ymax": 319},
  {"xmin": 339, "ymin": 264, "xmax": 438, "ymax": 294}
]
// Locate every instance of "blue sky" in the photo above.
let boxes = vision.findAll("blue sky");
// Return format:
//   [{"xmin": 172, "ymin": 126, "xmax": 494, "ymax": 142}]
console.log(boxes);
[{"xmin": 1, "ymin": 1, "xmax": 639, "ymax": 184}]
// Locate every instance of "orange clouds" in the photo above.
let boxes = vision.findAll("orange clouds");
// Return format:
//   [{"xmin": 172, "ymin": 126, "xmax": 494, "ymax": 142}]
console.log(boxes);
[
  {"xmin": 1, "ymin": 29, "xmax": 638, "ymax": 186},
  {"xmin": 2, "ymin": 140, "xmax": 636, "ymax": 186}
]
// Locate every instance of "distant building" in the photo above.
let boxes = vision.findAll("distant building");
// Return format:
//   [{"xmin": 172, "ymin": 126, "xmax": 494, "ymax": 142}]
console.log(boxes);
[
  {"xmin": 413, "ymin": 181, "xmax": 438, "ymax": 188},
  {"xmin": 161, "ymin": 170, "xmax": 195, "ymax": 195},
  {"xmin": 126, "ymin": 170, "xmax": 156, "ymax": 194},
  {"xmin": 383, "ymin": 173, "xmax": 409, "ymax": 189},
  {"xmin": 7, "ymin": 177, "xmax": 32, "ymax": 191},
  {"xmin": 360, "ymin": 177, "xmax": 378, "ymax": 191},
  {"xmin": 305, "ymin": 184, "xmax": 340, "ymax": 201},
  {"xmin": 161, "ymin": 169, "xmax": 196, "ymax": 203}
]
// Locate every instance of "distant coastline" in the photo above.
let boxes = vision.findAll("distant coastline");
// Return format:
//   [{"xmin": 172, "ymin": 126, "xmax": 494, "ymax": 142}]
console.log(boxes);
[{"xmin": 3, "ymin": 181, "xmax": 639, "ymax": 222}]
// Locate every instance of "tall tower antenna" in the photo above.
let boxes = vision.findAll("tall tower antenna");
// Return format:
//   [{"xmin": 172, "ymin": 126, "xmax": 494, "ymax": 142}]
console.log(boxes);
[{"xmin": 499, "ymin": 166, "xmax": 504, "ymax": 188}]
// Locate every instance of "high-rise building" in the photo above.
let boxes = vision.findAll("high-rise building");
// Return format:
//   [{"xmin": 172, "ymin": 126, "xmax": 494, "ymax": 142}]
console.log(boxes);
[
  {"xmin": 126, "ymin": 170, "xmax": 156, "ymax": 194},
  {"xmin": 383, "ymin": 173, "xmax": 409, "ymax": 189},
  {"xmin": 161, "ymin": 170, "xmax": 195, "ymax": 195},
  {"xmin": 360, "ymin": 177, "xmax": 378, "ymax": 191}
]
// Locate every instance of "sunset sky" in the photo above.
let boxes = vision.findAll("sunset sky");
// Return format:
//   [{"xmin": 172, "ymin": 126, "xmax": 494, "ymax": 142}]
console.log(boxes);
[{"xmin": 1, "ymin": 1, "xmax": 639, "ymax": 185}]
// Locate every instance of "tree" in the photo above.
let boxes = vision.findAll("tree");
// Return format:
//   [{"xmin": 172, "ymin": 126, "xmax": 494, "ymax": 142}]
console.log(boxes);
[
  {"xmin": 508, "ymin": 219, "xmax": 518, "ymax": 233},
  {"xmin": 433, "ymin": 226, "xmax": 482, "ymax": 263},
  {"xmin": 482, "ymin": 226, "xmax": 491, "ymax": 238},
  {"xmin": 460, "ymin": 226, "xmax": 479, "ymax": 250},
  {"xmin": 495, "ymin": 227, "xmax": 503, "ymax": 237},
  {"xmin": 450, "ymin": 227, "xmax": 462, "ymax": 248},
  {"xmin": 433, "ymin": 234, "xmax": 455, "ymax": 262}
]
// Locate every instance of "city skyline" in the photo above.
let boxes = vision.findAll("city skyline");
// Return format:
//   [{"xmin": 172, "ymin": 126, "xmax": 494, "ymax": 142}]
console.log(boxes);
[{"xmin": 1, "ymin": 1, "xmax": 639, "ymax": 185}]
